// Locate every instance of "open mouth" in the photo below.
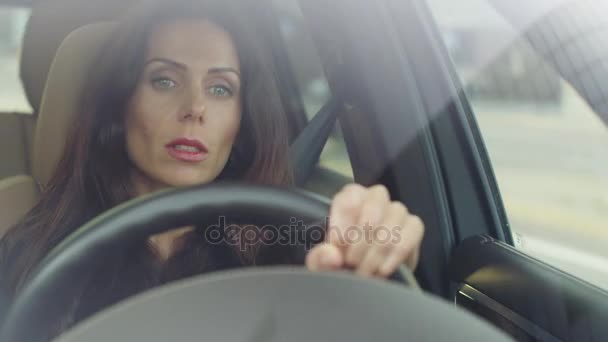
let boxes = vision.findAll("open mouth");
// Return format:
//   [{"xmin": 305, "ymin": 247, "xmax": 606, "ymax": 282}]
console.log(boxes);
[{"xmin": 165, "ymin": 138, "xmax": 209, "ymax": 163}]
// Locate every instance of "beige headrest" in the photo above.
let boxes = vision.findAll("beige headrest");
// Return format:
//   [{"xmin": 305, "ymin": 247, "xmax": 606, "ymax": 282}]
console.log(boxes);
[
  {"xmin": 19, "ymin": 0, "xmax": 131, "ymax": 113},
  {"xmin": 33, "ymin": 22, "xmax": 116, "ymax": 186}
]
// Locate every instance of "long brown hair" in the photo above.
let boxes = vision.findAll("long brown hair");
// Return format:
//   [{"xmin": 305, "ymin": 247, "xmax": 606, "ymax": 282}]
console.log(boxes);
[{"xmin": 0, "ymin": 0, "xmax": 293, "ymax": 332}]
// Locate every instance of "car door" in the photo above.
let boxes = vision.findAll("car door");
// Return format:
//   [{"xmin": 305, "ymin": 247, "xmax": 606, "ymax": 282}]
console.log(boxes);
[
  {"xmin": 294, "ymin": 0, "xmax": 608, "ymax": 341},
  {"xmin": 412, "ymin": 0, "xmax": 608, "ymax": 341}
]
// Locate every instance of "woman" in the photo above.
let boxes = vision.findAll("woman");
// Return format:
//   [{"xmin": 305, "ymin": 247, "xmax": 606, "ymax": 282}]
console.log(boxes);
[{"xmin": 0, "ymin": 0, "xmax": 424, "ymax": 337}]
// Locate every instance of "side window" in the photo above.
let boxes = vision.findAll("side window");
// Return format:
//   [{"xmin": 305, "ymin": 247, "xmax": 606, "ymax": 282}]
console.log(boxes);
[
  {"xmin": 0, "ymin": 6, "xmax": 32, "ymax": 179},
  {"xmin": 273, "ymin": 1, "xmax": 354, "ymax": 181},
  {"xmin": 428, "ymin": 0, "xmax": 608, "ymax": 290},
  {"xmin": 0, "ymin": 6, "xmax": 31, "ymax": 113}
]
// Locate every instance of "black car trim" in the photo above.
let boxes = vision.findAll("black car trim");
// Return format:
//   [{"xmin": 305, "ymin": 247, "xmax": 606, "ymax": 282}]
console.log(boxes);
[
  {"xmin": 457, "ymin": 284, "xmax": 562, "ymax": 342},
  {"xmin": 451, "ymin": 235, "xmax": 608, "ymax": 342}
]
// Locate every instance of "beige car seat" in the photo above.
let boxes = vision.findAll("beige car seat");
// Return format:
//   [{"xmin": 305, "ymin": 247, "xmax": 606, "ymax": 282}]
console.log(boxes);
[
  {"xmin": 0, "ymin": 0, "xmax": 128, "ymax": 181},
  {"xmin": 0, "ymin": 22, "xmax": 116, "ymax": 237}
]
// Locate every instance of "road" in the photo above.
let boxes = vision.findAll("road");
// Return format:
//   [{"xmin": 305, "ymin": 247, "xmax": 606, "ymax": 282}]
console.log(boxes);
[{"xmin": 474, "ymin": 87, "xmax": 608, "ymax": 290}]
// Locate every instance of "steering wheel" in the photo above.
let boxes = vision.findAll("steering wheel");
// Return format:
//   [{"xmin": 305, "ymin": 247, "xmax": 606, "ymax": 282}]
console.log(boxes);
[{"xmin": 0, "ymin": 183, "xmax": 513, "ymax": 342}]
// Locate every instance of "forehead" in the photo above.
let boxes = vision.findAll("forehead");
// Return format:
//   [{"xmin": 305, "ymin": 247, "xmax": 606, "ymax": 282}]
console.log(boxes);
[{"xmin": 146, "ymin": 20, "xmax": 240, "ymax": 70}]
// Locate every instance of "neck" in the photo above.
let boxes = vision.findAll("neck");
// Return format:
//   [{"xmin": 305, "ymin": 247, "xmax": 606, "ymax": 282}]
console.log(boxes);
[
  {"xmin": 129, "ymin": 169, "xmax": 193, "ymax": 262},
  {"xmin": 148, "ymin": 226, "xmax": 194, "ymax": 262}
]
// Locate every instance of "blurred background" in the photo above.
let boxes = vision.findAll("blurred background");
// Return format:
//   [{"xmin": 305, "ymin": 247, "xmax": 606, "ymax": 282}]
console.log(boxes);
[
  {"xmin": 427, "ymin": 0, "xmax": 608, "ymax": 290},
  {"xmin": 0, "ymin": 7, "xmax": 29, "ymax": 112}
]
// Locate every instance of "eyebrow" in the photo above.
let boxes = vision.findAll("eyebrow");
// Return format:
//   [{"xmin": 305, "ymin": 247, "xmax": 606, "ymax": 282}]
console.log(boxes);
[
  {"xmin": 145, "ymin": 58, "xmax": 187, "ymax": 70},
  {"xmin": 144, "ymin": 58, "xmax": 241, "ymax": 79},
  {"xmin": 208, "ymin": 67, "xmax": 241, "ymax": 79}
]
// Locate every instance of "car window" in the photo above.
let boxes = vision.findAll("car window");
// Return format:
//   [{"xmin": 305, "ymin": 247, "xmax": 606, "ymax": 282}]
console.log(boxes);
[
  {"xmin": 427, "ymin": 0, "xmax": 608, "ymax": 290},
  {"xmin": 0, "ymin": 6, "xmax": 31, "ymax": 113},
  {"xmin": 274, "ymin": 0, "xmax": 354, "ymax": 181}
]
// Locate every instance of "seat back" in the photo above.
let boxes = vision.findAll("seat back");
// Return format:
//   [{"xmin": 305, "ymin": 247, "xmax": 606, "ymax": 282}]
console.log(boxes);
[
  {"xmin": 0, "ymin": 113, "xmax": 35, "ymax": 180},
  {"xmin": 0, "ymin": 176, "xmax": 39, "ymax": 237},
  {"xmin": 0, "ymin": 23, "xmax": 116, "ymax": 237},
  {"xmin": 33, "ymin": 23, "xmax": 116, "ymax": 186},
  {"xmin": 20, "ymin": 0, "xmax": 130, "ymax": 114},
  {"xmin": 0, "ymin": 0, "xmax": 128, "ymax": 238}
]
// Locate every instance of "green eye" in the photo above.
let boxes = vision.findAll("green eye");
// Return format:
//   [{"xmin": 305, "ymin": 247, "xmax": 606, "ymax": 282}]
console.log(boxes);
[
  {"xmin": 208, "ymin": 85, "xmax": 233, "ymax": 97},
  {"xmin": 151, "ymin": 77, "xmax": 177, "ymax": 90}
]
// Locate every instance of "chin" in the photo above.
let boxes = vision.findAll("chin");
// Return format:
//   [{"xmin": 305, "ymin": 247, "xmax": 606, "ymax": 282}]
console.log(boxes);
[{"xmin": 164, "ymin": 171, "xmax": 216, "ymax": 188}]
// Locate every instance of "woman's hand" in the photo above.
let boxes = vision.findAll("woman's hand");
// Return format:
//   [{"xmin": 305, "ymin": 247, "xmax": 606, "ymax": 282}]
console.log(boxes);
[{"xmin": 305, "ymin": 184, "xmax": 424, "ymax": 278}]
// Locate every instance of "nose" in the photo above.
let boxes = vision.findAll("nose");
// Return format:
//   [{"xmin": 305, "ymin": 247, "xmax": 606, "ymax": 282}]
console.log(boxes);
[{"xmin": 179, "ymin": 88, "xmax": 206, "ymax": 124}]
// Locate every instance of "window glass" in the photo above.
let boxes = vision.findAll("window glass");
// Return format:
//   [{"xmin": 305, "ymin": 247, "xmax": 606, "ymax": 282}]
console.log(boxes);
[
  {"xmin": 0, "ymin": 7, "xmax": 31, "ymax": 113},
  {"xmin": 274, "ymin": 1, "xmax": 354, "ymax": 180},
  {"xmin": 428, "ymin": 0, "xmax": 608, "ymax": 290}
]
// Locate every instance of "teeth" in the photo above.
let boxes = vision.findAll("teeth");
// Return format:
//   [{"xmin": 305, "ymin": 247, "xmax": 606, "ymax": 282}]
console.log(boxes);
[{"xmin": 174, "ymin": 145, "xmax": 201, "ymax": 153}]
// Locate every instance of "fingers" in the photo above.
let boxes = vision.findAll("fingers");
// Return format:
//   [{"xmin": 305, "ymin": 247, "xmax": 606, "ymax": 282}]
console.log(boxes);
[
  {"xmin": 356, "ymin": 201, "xmax": 408, "ymax": 277},
  {"xmin": 344, "ymin": 185, "xmax": 390, "ymax": 269},
  {"xmin": 378, "ymin": 213, "xmax": 424, "ymax": 277},
  {"xmin": 326, "ymin": 184, "xmax": 366, "ymax": 249},
  {"xmin": 307, "ymin": 183, "xmax": 425, "ymax": 280},
  {"xmin": 305, "ymin": 243, "xmax": 343, "ymax": 271}
]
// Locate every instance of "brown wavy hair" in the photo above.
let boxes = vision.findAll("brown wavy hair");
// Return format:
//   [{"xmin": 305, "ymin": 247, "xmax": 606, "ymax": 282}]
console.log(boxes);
[{"xmin": 0, "ymin": 0, "xmax": 294, "ymax": 335}]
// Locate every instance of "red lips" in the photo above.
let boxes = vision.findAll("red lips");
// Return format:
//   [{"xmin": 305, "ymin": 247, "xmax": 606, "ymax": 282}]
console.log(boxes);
[{"xmin": 165, "ymin": 138, "xmax": 209, "ymax": 163}]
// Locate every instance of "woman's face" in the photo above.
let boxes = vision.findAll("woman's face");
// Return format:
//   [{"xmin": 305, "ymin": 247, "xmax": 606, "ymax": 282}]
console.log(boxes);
[{"xmin": 126, "ymin": 20, "xmax": 242, "ymax": 195}]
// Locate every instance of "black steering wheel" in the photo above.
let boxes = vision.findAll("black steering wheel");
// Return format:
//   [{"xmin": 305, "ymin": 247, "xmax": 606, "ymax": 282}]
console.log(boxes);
[{"xmin": 0, "ymin": 183, "xmax": 512, "ymax": 342}]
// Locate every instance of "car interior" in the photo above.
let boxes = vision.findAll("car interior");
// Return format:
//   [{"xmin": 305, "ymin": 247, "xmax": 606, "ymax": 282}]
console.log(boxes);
[
  {"xmin": 1, "ymin": 0, "xmax": 608, "ymax": 341},
  {"xmin": 0, "ymin": 0, "xmax": 352, "ymax": 239}
]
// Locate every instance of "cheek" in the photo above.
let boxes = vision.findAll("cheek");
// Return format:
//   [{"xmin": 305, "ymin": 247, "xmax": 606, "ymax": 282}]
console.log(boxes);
[
  {"xmin": 126, "ymin": 112, "xmax": 151, "ymax": 151},
  {"xmin": 224, "ymin": 113, "xmax": 241, "ymax": 144},
  {"xmin": 125, "ymin": 92, "xmax": 167, "ymax": 161},
  {"xmin": 214, "ymin": 103, "xmax": 242, "ymax": 151}
]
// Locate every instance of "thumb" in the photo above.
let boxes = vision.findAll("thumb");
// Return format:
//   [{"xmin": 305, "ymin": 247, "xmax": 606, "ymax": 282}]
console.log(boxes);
[{"xmin": 306, "ymin": 243, "xmax": 344, "ymax": 271}]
